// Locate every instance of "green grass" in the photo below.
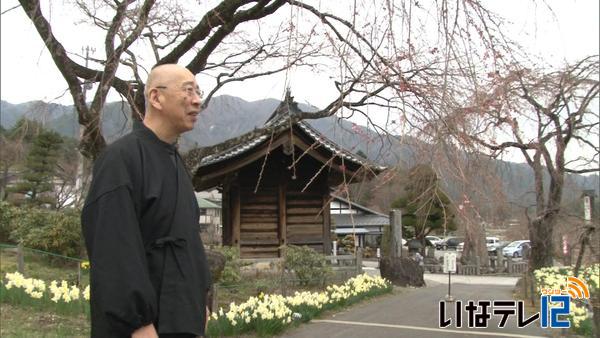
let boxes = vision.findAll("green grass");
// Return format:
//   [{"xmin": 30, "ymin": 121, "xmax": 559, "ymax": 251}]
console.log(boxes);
[
  {"xmin": 0, "ymin": 304, "xmax": 89, "ymax": 337},
  {"xmin": 1, "ymin": 248, "xmax": 90, "ymax": 336}
]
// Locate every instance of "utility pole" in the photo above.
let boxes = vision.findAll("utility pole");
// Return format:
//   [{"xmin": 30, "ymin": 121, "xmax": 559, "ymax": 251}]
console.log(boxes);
[
  {"xmin": 75, "ymin": 46, "xmax": 95, "ymax": 206},
  {"xmin": 82, "ymin": 46, "xmax": 95, "ymax": 97}
]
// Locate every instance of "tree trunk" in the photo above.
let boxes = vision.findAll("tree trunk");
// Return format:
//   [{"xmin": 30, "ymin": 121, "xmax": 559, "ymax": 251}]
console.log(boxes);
[
  {"xmin": 461, "ymin": 218, "xmax": 489, "ymax": 268},
  {"xmin": 529, "ymin": 215, "xmax": 556, "ymax": 271},
  {"xmin": 80, "ymin": 115, "xmax": 107, "ymax": 160},
  {"xmin": 0, "ymin": 166, "xmax": 8, "ymax": 200}
]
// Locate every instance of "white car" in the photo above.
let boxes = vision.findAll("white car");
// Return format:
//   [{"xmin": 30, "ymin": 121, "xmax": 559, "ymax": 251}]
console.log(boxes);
[
  {"xmin": 457, "ymin": 237, "xmax": 501, "ymax": 252},
  {"xmin": 486, "ymin": 237, "xmax": 500, "ymax": 252},
  {"xmin": 425, "ymin": 236, "xmax": 443, "ymax": 247}
]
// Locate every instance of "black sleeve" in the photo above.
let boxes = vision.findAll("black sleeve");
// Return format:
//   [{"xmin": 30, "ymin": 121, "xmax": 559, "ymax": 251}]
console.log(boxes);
[{"xmin": 82, "ymin": 149, "xmax": 157, "ymax": 335}]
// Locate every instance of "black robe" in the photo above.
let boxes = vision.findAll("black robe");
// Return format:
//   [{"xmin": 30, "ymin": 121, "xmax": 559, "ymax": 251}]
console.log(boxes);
[{"xmin": 81, "ymin": 121, "xmax": 211, "ymax": 337}]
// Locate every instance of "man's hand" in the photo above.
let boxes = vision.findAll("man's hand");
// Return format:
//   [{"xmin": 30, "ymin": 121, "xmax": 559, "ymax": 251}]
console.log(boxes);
[{"xmin": 132, "ymin": 323, "xmax": 158, "ymax": 338}]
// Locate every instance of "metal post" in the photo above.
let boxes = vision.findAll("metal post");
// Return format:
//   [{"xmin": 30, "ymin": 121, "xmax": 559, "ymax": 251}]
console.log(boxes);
[
  {"xmin": 444, "ymin": 252, "xmax": 456, "ymax": 302},
  {"xmin": 447, "ymin": 271, "xmax": 452, "ymax": 300}
]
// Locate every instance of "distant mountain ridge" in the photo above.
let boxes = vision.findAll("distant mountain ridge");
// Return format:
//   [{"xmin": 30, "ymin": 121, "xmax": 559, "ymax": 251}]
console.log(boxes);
[
  {"xmin": 0, "ymin": 95, "xmax": 406, "ymax": 164},
  {"xmin": 1, "ymin": 96, "xmax": 598, "ymax": 207}
]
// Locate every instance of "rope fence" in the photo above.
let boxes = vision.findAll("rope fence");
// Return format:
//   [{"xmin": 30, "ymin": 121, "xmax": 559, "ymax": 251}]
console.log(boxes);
[{"xmin": 0, "ymin": 243, "xmax": 87, "ymax": 286}]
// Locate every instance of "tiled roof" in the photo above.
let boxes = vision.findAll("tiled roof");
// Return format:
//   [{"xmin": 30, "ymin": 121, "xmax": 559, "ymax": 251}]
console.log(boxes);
[
  {"xmin": 199, "ymin": 134, "xmax": 270, "ymax": 167},
  {"xmin": 295, "ymin": 121, "xmax": 386, "ymax": 171},
  {"xmin": 198, "ymin": 97, "xmax": 386, "ymax": 171}
]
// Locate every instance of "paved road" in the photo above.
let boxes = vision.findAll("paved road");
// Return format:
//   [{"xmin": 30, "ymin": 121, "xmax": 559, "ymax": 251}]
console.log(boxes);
[
  {"xmin": 424, "ymin": 273, "xmax": 519, "ymax": 286},
  {"xmin": 278, "ymin": 275, "xmax": 551, "ymax": 338}
]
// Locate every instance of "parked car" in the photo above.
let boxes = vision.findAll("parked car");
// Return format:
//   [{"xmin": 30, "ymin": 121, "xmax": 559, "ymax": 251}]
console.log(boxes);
[
  {"xmin": 435, "ymin": 237, "xmax": 450, "ymax": 250},
  {"xmin": 502, "ymin": 240, "xmax": 531, "ymax": 257},
  {"xmin": 489, "ymin": 241, "xmax": 510, "ymax": 255},
  {"xmin": 437, "ymin": 237, "xmax": 464, "ymax": 250},
  {"xmin": 457, "ymin": 237, "xmax": 501, "ymax": 252},
  {"xmin": 486, "ymin": 237, "xmax": 500, "ymax": 252},
  {"xmin": 426, "ymin": 236, "xmax": 444, "ymax": 247}
]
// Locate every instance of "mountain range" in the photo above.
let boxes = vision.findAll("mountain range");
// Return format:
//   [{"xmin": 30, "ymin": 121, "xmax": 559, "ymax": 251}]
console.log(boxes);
[{"xmin": 1, "ymin": 96, "xmax": 598, "ymax": 209}]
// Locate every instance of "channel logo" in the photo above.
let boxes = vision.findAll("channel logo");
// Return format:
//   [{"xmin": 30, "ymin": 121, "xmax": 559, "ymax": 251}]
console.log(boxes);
[
  {"xmin": 539, "ymin": 276, "xmax": 589, "ymax": 328},
  {"xmin": 439, "ymin": 276, "xmax": 590, "ymax": 329},
  {"xmin": 566, "ymin": 276, "xmax": 590, "ymax": 299}
]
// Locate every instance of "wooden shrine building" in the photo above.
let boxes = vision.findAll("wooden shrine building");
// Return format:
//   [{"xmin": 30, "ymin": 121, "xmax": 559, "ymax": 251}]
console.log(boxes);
[{"xmin": 186, "ymin": 94, "xmax": 386, "ymax": 258}]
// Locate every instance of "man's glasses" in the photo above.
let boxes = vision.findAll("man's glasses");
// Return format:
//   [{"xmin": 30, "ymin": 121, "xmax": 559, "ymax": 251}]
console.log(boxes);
[{"xmin": 155, "ymin": 85, "xmax": 203, "ymax": 99}]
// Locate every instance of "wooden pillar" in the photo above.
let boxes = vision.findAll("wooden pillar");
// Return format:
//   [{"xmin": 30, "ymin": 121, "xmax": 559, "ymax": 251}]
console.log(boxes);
[
  {"xmin": 231, "ymin": 185, "xmax": 241, "ymax": 249},
  {"xmin": 323, "ymin": 193, "xmax": 331, "ymax": 255},
  {"xmin": 221, "ymin": 183, "xmax": 231, "ymax": 246},
  {"xmin": 278, "ymin": 182, "xmax": 287, "ymax": 257}
]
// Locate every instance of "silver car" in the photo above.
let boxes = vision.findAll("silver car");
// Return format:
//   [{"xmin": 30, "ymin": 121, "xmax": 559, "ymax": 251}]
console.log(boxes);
[{"xmin": 502, "ymin": 240, "xmax": 530, "ymax": 257}]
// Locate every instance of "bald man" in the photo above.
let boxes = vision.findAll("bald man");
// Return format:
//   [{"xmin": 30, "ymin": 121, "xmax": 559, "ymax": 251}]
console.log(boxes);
[{"xmin": 82, "ymin": 64, "xmax": 211, "ymax": 338}]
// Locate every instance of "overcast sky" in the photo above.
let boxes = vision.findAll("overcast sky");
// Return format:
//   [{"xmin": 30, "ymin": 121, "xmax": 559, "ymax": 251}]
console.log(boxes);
[{"xmin": 0, "ymin": 0, "xmax": 598, "ymax": 109}]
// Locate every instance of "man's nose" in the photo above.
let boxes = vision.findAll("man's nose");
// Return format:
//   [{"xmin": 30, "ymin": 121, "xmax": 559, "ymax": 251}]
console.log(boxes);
[{"xmin": 191, "ymin": 94, "xmax": 201, "ymax": 106}]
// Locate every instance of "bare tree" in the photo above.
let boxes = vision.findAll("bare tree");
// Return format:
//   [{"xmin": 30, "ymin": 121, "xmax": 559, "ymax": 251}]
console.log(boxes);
[
  {"xmin": 15, "ymin": 1, "xmax": 545, "ymax": 260},
  {"xmin": 0, "ymin": 135, "xmax": 23, "ymax": 200},
  {"xmin": 438, "ymin": 56, "xmax": 600, "ymax": 270},
  {"xmin": 15, "ymin": 0, "xmax": 512, "ymax": 162}
]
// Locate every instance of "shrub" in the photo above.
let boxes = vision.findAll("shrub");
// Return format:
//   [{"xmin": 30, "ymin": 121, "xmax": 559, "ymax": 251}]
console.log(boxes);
[
  {"xmin": 339, "ymin": 235, "xmax": 355, "ymax": 253},
  {"xmin": 573, "ymin": 318, "xmax": 593, "ymax": 337},
  {"xmin": 212, "ymin": 246, "xmax": 243, "ymax": 286},
  {"xmin": 0, "ymin": 201, "xmax": 24, "ymax": 243},
  {"xmin": 284, "ymin": 245, "xmax": 331, "ymax": 286},
  {"xmin": 8, "ymin": 206, "xmax": 84, "ymax": 259}
]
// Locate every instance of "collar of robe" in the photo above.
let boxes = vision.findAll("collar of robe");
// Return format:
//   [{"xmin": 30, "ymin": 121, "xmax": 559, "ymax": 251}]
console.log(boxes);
[{"xmin": 133, "ymin": 120, "xmax": 178, "ymax": 154}]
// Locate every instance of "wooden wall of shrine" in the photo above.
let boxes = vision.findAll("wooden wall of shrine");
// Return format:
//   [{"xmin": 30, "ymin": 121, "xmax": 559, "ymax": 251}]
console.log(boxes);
[{"xmin": 221, "ymin": 147, "xmax": 331, "ymax": 258}]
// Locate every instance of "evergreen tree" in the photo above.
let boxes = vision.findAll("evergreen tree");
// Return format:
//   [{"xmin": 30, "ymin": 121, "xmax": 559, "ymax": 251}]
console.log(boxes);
[
  {"xmin": 391, "ymin": 164, "xmax": 456, "ymax": 241},
  {"xmin": 1, "ymin": 118, "xmax": 44, "ymax": 200},
  {"xmin": 9, "ymin": 129, "xmax": 63, "ymax": 207}
]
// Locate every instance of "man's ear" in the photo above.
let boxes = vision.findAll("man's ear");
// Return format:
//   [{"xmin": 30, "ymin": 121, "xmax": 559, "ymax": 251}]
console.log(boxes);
[{"xmin": 148, "ymin": 88, "xmax": 163, "ymax": 110}]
